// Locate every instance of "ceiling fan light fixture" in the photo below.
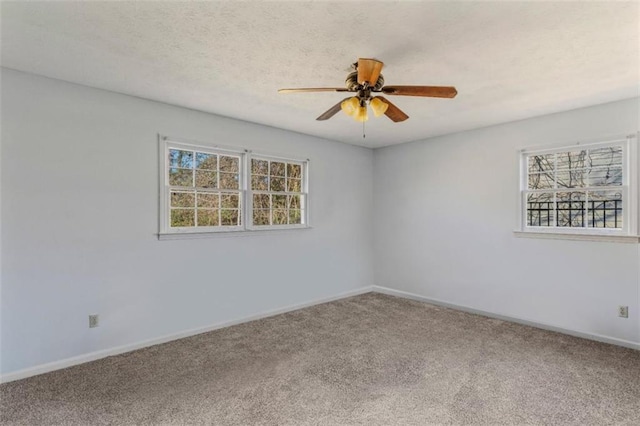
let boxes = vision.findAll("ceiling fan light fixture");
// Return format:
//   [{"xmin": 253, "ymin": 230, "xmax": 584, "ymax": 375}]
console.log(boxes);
[
  {"xmin": 353, "ymin": 106, "xmax": 368, "ymax": 122},
  {"xmin": 279, "ymin": 58, "xmax": 457, "ymax": 124},
  {"xmin": 340, "ymin": 96, "xmax": 359, "ymax": 117},
  {"xmin": 370, "ymin": 97, "xmax": 389, "ymax": 117}
]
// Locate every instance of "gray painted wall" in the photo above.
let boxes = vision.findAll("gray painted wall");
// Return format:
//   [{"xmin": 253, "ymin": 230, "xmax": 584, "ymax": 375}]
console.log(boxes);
[
  {"xmin": 374, "ymin": 97, "xmax": 640, "ymax": 345},
  {"xmin": 2, "ymin": 68, "xmax": 638, "ymax": 378},
  {"xmin": 1, "ymin": 69, "xmax": 374, "ymax": 375}
]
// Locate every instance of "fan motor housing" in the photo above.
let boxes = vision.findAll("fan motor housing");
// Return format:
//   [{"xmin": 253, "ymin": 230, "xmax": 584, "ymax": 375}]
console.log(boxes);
[{"xmin": 345, "ymin": 71, "xmax": 384, "ymax": 92}]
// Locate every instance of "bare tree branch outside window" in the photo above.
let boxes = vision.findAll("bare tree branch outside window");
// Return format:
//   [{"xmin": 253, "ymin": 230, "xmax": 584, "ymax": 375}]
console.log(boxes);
[{"xmin": 525, "ymin": 145, "xmax": 623, "ymax": 229}]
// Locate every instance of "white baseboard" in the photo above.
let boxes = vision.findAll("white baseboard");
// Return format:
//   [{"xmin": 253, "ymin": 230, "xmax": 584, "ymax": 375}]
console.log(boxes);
[
  {"xmin": 372, "ymin": 285, "xmax": 640, "ymax": 351},
  {"xmin": 0, "ymin": 286, "xmax": 374, "ymax": 384},
  {"xmin": 3, "ymin": 284, "xmax": 637, "ymax": 384}
]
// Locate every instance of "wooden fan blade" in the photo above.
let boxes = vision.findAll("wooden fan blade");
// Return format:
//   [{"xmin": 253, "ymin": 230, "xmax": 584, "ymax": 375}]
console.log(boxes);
[
  {"xmin": 382, "ymin": 86, "xmax": 457, "ymax": 98},
  {"xmin": 316, "ymin": 97, "xmax": 352, "ymax": 121},
  {"xmin": 375, "ymin": 96, "xmax": 409, "ymax": 122},
  {"xmin": 278, "ymin": 88, "xmax": 349, "ymax": 93},
  {"xmin": 357, "ymin": 58, "xmax": 384, "ymax": 86}
]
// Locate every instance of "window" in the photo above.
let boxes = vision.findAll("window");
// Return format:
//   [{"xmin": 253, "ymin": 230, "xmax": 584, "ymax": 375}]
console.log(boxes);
[
  {"xmin": 519, "ymin": 136, "xmax": 637, "ymax": 237},
  {"xmin": 159, "ymin": 137, "xmax": 309, "ymax": 236},
  {"xmin": 249, "ymin": 156, "xmax": 307, "ymax": 228}
]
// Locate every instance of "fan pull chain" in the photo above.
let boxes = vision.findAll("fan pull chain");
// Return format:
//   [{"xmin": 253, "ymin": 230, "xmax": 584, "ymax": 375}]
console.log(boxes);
[{"xmin": 362, "ymin": 120, "xmax": 366, "ymax": 139}]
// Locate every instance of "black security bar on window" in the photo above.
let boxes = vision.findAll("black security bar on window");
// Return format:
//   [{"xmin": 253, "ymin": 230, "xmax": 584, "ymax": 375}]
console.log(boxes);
[{"xmin": 527, "ymin": 199, "xmax": 622, "ymax": 228}]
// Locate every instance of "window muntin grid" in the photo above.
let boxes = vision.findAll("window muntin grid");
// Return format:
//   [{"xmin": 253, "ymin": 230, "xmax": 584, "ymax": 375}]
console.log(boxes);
[
  {"xmin": 167, "ymin": 147, "xmax": 242, "ymax": 229},
  {"xmin": 160, "ymin": 138, "xmax": 310, "ymax": 235},
  {"xmin": 523, "ymin": 143, "xmax": 626, "ymax": 231},
  {"xmin": 250, "ymin": 157, "xmax": 307, "ymax": 227}
]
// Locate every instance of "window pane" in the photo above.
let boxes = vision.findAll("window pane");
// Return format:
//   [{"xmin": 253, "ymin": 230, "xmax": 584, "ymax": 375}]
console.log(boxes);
[
  {"xmin": 528, "ymin": 172, "xmax": 554, "ymax": 190},
  {"xmin": 273, "ymin": 209, "xmax": 287, "ymax": 225},
  {"xmin": 588, "ymin": 167, "xmax": 622, "ymax": 186},
  {"xmin": 252, "ymin": 175, "xmax": 268, "ymax": 191},
  {"xmin": 556, "ymin": 170, "xmax": 586, "ymax": 188},
  {"xmin": 527, "ymin": 193, "xmax": 553, "ymax": 227},
  {"xmin": 252, "ymin": 159, "xmax": 268, "ymax": 175},
  {"xmin": 171, "ymin": 209, "xmax": 195, "ymax": 227},
  {"xmin": 196, "ymin": 153, "xmax": 217, "ymax": 170},
  {"xmin": 219, "ymin": 156, "xmax": 239, "ymax": 173},
  {"xmin": 556, "ymin": 150, "xmax": 587, "ymax": 170},
  {"xmin": 588, "ymin": 147, "xmax": 622, "ymax": 168},
  {"xmin": 270, "ymin": 177, "xmax": 285, "ymax": 192},
  {"xmin": 197, "ymin": 209, "xmax": 219, "ymax": 227},
  {"xmin": 270, "ymin": 161, "xmax": 285, "ymax": 177},
  {"xmin": 287, "ymin": 178, "xmax": 302, "ymax": 192},
  {"xmin": 289, "ymin": 209, "xmax": 302, "ymax": 224},
  {"xmin": 169, "ymin": 168, "xmax": 193, "ymax": 187},
  {"xmin": 253, "ymin": 194, "xmax": 270, "ymax": 209},
  {"xmin": 220, "ymin": 172, "xmax": 239, "ymax": 189},
  {"xmin": 197, "ymin": 193, "xmax": 219, "ymax": 208},
  {"xmin": 528, "ymin": 154, "xmax": 554, "ymax": 173},
  {"xmin": 171, "ymin": 191, "xmax": 195, "ymax": 207},
  {"xmin": 287, "ymin": 163, "xmax": 302, "ymax": 178},
  {"xmin": 588, "ymin": 191, "xmax": 623, "ymax": 228},
  {"xmin": 288, "ymin": 195, "xmax": 301, "ymax": 209},
  {"xmin": 556, "ymin": 192, "xmax": 586, "ymax": 227},
  {"xmin": 221, "ymin": 193, "xmax": 239, "ymax": 209},
  {"xmin": 273, "ymin": 194, "xmax": 287, "ymax": 208},
  {"xmin": 195, "ymin": 170, "xmax": 217, "ymax": 188},
  {"xmin": 220, "ymin": 209, "xmax": 240, "ymax": 226},
  {"xmin": 165, "ymin": 148, "xmax": 310, "ymax": 232},
  {"xmin": 253, "ymin": 209, "xmax": 270, "ymax": 226},
  {"xmin": 169, "ymin": 149, "xmax": 193, "ymax": 168}
]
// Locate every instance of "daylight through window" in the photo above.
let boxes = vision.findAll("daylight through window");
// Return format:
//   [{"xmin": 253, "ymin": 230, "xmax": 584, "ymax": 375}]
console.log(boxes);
[
  {"xmin": 520, "ymin": 138, "xmax": 635, "ymax": 235},
  {"xmin": 160, "ymin": 138, "xmax": 309, "ymax": 235},
  {"xmin": 168, "ymin": 147, "xmax": 242, "ymax": 229},
  {"xmin": 250, "ymin": 157, "xmax": 306, "ymax": 227}
]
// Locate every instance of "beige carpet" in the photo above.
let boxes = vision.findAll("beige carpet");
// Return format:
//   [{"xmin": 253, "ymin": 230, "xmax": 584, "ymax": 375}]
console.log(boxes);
[{"xmin": 1, "ymin": 293, "xmax": 639, "ymax": 425}]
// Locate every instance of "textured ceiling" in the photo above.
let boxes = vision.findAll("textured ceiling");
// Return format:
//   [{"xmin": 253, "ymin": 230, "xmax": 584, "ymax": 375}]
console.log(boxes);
[{"xmin": 1, "ymin": 1, "xmax": 638, "ymax": 148}]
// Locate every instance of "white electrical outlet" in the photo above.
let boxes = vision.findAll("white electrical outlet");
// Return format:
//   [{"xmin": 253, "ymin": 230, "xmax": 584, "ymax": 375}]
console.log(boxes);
[
  {"xmin": 89, "ymin": 314, "xmax": 99, "ymax": 328},
  {"xmin": 618, "ymin": 306, "xmax": 628, "ymax": 318}
]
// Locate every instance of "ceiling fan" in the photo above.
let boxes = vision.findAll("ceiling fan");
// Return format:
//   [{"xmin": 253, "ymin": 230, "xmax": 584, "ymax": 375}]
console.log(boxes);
[{"xmin": 278, "ymin": 58, "xmax": 457, "ymax": 123}]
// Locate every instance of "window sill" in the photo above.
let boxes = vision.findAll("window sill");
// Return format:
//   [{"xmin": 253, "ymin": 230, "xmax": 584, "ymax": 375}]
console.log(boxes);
[
  {"xmin": 158, "ymin": 226, "xmax": 313, "ymax": 240},
  {"xmin": 513, "ymin": 230, "xmax": 640, "ymax": 243}
]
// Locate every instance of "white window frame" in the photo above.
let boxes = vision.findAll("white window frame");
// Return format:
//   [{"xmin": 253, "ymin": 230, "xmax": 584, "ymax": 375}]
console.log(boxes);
[
  {"xmin": 159, "ymin": 137, "xmax": 246, "ymax": 235},
  {"xmin": 246, "ymin": 153, "xmax": 309, "ymax": 231},
  {"xmin": 516, "ymin": 134, "xmax": 638, "ymax": 240},
  {"xmin": 158, "ymin": 135, "xmax": 310, "ymax": 238}
]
